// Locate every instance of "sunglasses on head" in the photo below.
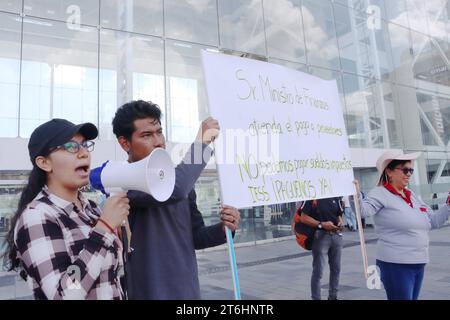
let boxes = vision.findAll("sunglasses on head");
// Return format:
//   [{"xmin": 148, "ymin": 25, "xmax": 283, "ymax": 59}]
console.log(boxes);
[{"xmin": 395, "ymin": 167, "xmax": 414, "ymax": 175}]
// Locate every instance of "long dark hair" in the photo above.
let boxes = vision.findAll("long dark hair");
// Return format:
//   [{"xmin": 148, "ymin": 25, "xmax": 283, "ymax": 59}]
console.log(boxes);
[{"xmin": 2, "ymin": 165, "xmax": 47, "ymax": 274}]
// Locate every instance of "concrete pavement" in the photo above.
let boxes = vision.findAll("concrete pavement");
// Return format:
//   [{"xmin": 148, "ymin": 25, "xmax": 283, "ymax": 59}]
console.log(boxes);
[
  {"xmin": 1, "ymin": 225, "xmax": 449, "ymax": 300},
  {"xmin": 198, "ymin": 225, "xmax": 450, "ymax": 300}
]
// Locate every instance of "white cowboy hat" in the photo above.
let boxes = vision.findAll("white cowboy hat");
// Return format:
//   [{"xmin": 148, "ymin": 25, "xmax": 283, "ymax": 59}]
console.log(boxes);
[{"xmin": 376, "ymin": 150, "xmax": 421, "ymax": 185}]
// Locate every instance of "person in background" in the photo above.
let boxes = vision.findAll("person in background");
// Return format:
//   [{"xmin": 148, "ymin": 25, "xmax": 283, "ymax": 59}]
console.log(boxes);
[
  {"xmin": 299, "ymin": 197, "xmax": 344, "ymax": 300},
  {"xmin": 342, "ymin": 195, "xmax": 356, "ymax": 231},
  {"xmin": 353, "ymin": 150, "xmax": 450, "ymax": 300}
]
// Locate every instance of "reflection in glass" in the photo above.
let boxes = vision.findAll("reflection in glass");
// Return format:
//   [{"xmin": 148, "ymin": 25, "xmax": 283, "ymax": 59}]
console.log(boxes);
[
  {"xmin": 99, "ymin": 29, "xmax": 164, "ymax": 140},
  {"xmin": 164, "ymin": 0, "xmax": 218, "ymax": 46},
  {"xmin": 381, "ymin": 81, "xmax": 404, "ymax": 148},
  {"xmin": 0, "ymin": 13, "xmax": 21, "ymax": 137},
  {"xmin": 405, "ymin": 0, "xmax": 429, "ymax": 33},
  {"xmin": 218, "ymin": 0, "xmax": 266, "ymax": 56},
  {"xmin": 0, "ymin": 0, "xmax": 21, "ymax": 13},
  {"xmin": 417, "ymin": 90, "xmax": 449, "ymax": 147},
  {"xmin": 302, "ymin": 0, "xmax": 341, "ymax": 70},
  {"xmin": 24, "ymin": 0, "xmax": 98, "ymax": 26},
  {"xmin": 20, "ymin": 18, "xmax": 98, "ymax": 137},
  {"xmin": 388, "ymin": 22, "xmax": 414, "ymax": 87},
  {"xmin": 269, "ymin": 58, "xmax": 307, "ymax": 72},
  {"xmin": 263, "ymin": 0, "xmax": 306, "ymax": 63},
  {"xmin": 384, "ymin": 0, "xmax": 409, "ymax": 28},
  {"xmin": 100, "ymin": 0, "xmax": 163, "ymax": 36},
  {"xmin": 425, "ymin": 0, "xmax": 448, "ymax": 41},
  {"xmin": 342, "ymin": 73, "xmax": 390, "ymax": 148},
  {"xmin": 165, "ymin": 40, "xmax": 211, "ymax": 143},
  {"xmin": 333, "ymin": 4, "xmax": 375, "ymax": 77},
  {"xmin": 372, "ymin": 20, "xmax": 395, "ymax": 81}
]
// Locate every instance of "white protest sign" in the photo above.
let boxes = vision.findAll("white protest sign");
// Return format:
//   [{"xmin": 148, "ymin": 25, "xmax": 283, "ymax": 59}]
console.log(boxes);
[{"xmin": 202, "ymin": 50, "xmax": 355, "ymax": 209}]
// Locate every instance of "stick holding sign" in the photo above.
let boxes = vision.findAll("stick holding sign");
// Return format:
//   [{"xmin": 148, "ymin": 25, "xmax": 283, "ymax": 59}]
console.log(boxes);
[{"xmin": 353, "ymin": 180, "xmax": 369, "ymax": 279}]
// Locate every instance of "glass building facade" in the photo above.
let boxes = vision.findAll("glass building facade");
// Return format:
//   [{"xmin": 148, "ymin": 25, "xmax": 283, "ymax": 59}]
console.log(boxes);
[{"xmin": 0, "ymin": 0, "xmax": 449, "ymax": 254}]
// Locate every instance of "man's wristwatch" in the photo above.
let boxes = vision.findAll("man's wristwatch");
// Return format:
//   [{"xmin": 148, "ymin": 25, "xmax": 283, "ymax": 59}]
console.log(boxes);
[{"xmin": 317, "ymin": 222, "xmax": 323, "ymax": 230}]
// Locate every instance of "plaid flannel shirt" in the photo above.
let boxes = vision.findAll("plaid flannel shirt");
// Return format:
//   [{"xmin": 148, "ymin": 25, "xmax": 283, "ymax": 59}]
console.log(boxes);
[{"xmin": 14, "ymin": 186, "xmax": 124, "ymax": 300}]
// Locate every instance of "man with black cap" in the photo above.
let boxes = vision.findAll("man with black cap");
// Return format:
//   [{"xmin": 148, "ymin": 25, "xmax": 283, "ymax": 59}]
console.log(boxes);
[{"xmin": 5, "ymin": 118, "xmax": 130, "ymax": 299}]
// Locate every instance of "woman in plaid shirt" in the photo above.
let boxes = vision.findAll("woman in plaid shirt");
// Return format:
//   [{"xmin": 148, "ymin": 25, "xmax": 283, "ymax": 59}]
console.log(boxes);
[{"xmin": 4, "ymin": 119, "xmax": 130, "ymax": 299}]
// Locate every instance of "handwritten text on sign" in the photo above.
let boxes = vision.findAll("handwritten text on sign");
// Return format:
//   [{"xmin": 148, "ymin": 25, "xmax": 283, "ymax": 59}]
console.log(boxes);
[{"xmin": 202, "ymin": 51, "xmax": 355, "ymax": 209}]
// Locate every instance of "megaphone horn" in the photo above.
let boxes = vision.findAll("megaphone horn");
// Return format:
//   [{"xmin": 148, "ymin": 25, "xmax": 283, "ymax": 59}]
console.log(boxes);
[{"xmin": 90, "ymin": 147, "xmax": 176, "ymax": 202}]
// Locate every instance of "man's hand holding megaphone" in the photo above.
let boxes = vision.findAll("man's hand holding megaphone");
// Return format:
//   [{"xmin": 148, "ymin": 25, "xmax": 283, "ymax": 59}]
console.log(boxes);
[{"xmin": 95, "ymin": 192, "xmax": 130, "ymax": 233}]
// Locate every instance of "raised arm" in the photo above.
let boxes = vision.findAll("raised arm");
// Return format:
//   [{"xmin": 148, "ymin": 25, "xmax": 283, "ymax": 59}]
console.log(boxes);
[
  {"xmin": 414, "ymin": 193, "xmax": 450, "ymax": 229},
  {"xmin": 128, "ymin": 117, "xmax": 219, "ymax": 208},
  {"xmin": 128, "ymin": 142, "xmax": 213, "ymax": 208}
]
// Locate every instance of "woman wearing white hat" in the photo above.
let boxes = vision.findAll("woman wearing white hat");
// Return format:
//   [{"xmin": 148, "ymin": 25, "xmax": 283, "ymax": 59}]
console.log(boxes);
[{"xmin": 354, "ymin": 150, "xmax": 450, "ymax": 300}]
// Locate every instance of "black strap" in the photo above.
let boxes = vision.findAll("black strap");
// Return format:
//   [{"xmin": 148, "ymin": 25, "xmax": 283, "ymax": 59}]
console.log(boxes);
[{"xmin": 120, "ymin": 225, "xmax": 129, "ymax": 300}]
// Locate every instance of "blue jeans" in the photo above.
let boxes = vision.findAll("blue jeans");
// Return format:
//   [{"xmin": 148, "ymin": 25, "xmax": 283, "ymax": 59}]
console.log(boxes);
[
  {"xmin": 344, "ymin": 207, "xmax": 356, "ymax": 230},
  {"xmin": 376, "ymin": 260, "xmax": 426, "ymax": 300},
  {"xmin": 311, "ymin": 230, "xmax": 343, "ymax": 300}
]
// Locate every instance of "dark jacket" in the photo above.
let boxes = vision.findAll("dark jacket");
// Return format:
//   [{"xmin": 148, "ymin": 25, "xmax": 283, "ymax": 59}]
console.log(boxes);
[{"xmin": 126, "ymin": 143, "xmax": 226, "ymax": 299}]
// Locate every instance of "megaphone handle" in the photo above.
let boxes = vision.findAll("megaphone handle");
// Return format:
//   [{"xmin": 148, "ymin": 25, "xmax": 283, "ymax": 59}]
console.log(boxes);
[{"xmin": 108, "ymin": 191, "xmax": 132, "ymax": 252}]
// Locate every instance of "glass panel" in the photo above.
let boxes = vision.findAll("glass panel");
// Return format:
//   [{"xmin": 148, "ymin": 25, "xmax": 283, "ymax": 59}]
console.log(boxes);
[
  {"xmin": 405, "ymin": 0, "xmax": 429, "ymax": 33},
  {"xmin": 164, "ymin": 0, "xmax": 219, "ymax": 46},
  {"xmin": 372, "ymin": 20, "xmax": 395, "ymax": 81},
  {"xmin": 24, "ymin": 0, "xmax": 99, "ymax": 26},
  {"xmin": 99, "ymin": 29, "xmax": 164, "ymax": 140},
  {"xmin": 263, "ymin": 0, "xmax": 306, "ymax": 63},
  {"xmin": 337, "ymin": 0, "xmax": 387, "ymax": 20},
  {"xmin": 333, "ymin": 4, "xmax": 377, "ymax": 78},
  {"xmin": 256, "ymin": 202, "xmax": 297, "ymax": 241},
  {"xmin": 0, "ymin": 0, "xmax": 22, "ymax": 13},
  {"xmin": 307, "ymin": 66, "xmax": 346, "ymax": 117},
  {"xmin": 388, "ymin": 23, "xmax": 414, "ymax": 87},
  {"xmin": 412, "ymin": 30, "xmax": 449, "ymax": 90},
  {"xmin": 416, "ymin": 90, "xmax": 449, "ymax": 147},
  {"xmin": 393, "ymin": 84, "xmax": 424, "ymax": 150},
  {"xmin": 268, "ymin": 58, "xmax": 307, "ymax": 72},
  {"xmin": 218, "ymin": 0, "xmax": 266, "ymax": 56},
  {"xmin": 426, "ymin": 158, "xmax": 442, "ymax": 184},
  {"xmin": 20, "ymin": 17, "xmax": 98, "ymax": 137},
  {"xmin": 194, "ymin": 174, "xmax": 250, "ymax": 239},
  {"xmin": 384, "ymin": 0, "xmax": 409, "ymax": 28},
  {"xmin": 100, "ymin": 0, "xmax": 163, "ymax": 36},
  {"xmin": 425, "ymin": 0, "xmax": 448, "ymax": 40},
  {"xmin": 302, "ymin": 0, "xmax": 341, "ymax": 70},
  {"xmin": 165, "ymin": 40, "xmax": 211, "ymax": 143},
  {"xmin": 342, "ymin": 73, "xmax": 387, "ymax": 148},
  {"xmin": 427, "ymin": 157, "xmax": 450, "ymax": 210},
  {"xmin": 382, "ymin": 81, "xmax": 404, "ymax": 148},
  {"xmin": 0, "ymin": 13, "xmax": 21, "ymax": 137}
]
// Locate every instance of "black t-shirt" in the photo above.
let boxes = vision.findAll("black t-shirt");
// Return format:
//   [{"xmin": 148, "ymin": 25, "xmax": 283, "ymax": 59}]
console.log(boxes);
[{"xmin": 301, "ymin": 197, "xmax": 343, "ymax": 225}]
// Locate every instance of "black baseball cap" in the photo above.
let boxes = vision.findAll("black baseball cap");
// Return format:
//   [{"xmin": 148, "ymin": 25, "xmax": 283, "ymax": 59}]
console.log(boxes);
[{"xmin": 28, "ymin": 118, "xmax": 98, "ymax": 163}]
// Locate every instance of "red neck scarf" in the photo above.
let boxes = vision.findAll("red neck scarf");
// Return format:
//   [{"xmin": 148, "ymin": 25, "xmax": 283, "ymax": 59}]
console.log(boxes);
[{"xmin": 383, "ymin": 183, "xmax": 413, "ymax": 208}]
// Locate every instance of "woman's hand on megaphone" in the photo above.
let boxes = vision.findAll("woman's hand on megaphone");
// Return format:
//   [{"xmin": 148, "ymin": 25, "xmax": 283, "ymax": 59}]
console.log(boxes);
[
  {"xmin": 98, "ymin": 192, "xmax": 130, "ymax": 231},
  {"xmin": 196, "ymin": 117, "xmax": 220, "ymax": 145}
]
